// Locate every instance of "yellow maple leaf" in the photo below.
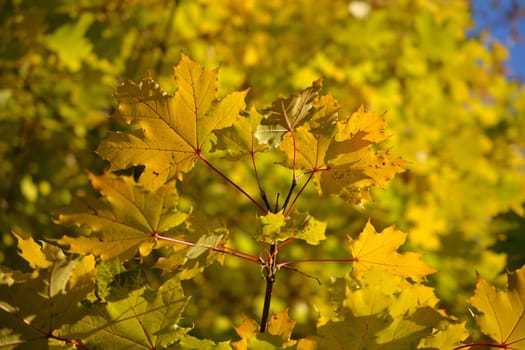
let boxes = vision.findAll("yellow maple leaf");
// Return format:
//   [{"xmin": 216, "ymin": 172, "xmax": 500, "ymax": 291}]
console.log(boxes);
[
  {"xmin": 57, "ymin": 172, "xmax": 188, "ymax": 261},
  {"xmin": 349, "ymin": 220, "xmax": 437, "ymax": 282},
  {"xmin": 280, "ymin": 104, "xmax": 406, "ymax": 204},
  {"xmin": 469, "ymin": 264, "xmax": 525, "ymax": 349},
  {"xmin": 97, "ymin": 54, "xmax": 248, "ymax": 189},
  {"xmin": 14, "ymin": 233, "xmax": 56, "ymax": 269},
  {"xmin": 232, "ymin": 314, "xmax": 260, "ymax": 350},
  {"xmin": 232, "ymin": 309, "xmax": 299, "ymax": 350}
]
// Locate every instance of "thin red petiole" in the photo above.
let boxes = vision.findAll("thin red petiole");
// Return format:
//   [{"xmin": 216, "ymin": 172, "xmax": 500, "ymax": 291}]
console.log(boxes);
[
  {"xmin": 154, "ymin": 232, "xmax": 261, "ymax": 264},
  {"xmin": 275, "ymin": 238, "xmax": 296, "ymax": 253},
  {"xmin": 278, "ymin": 257, "xmax": 356, "ymax": 269},
  {"xmin": 280, "ymin": 264, "xmax": 321, "ymax": 285},
  {"xmin": 452, "ymin": 343, "xmax": 512, "ymax": 349},
  {"xmin": 196, "ymin": 152, "xmax": 267, "ymax": 213}
]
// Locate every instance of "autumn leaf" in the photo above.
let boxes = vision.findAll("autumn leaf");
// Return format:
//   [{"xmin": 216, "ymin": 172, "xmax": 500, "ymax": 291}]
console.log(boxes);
[
  {"xmin": 216, "ymin": 107, "xmax": 267, "ymax": 159},
  {"xmin": 319, "ymin": 270, "xmax": 454, "ymax": 350},
  {"xmin": 57, "ymin": 172, "xmax": 188, "ymax": 261},
  {"xmin": 257, "ymin": 211, "xmax": 287, "ymax": 243},
  {"xmin": 280, "ymin": 125, "xmax": 334, "ymax": 175},
  {"xmin": 257, "ymin": 211, "xmax": 326, "ymax": 245},
  {"xmin": 316, "ymin": 313, "xmax": 387, "ymax": 350},
  {"xmin": 418, "ymin": 322, "xmax": 469, "ymax": 350},
  {"xmin": 266, "ymin": 308, "xmax": 297, "ymax": 346},
  {"xmin": 255, "ymin": 79, "xmax": 322, "ymax": 148},
  {"xmin": 178, "ymin": 334, "xmax": 232, "ymax": 350},
  {"xmin": 15, "ymin": 232, "xmax": 54, "ymax": 269},
  {"xmin": 280, "ymin": 104, "xmax": 406, "ymax": 204},
  {"xmin": 469, "ymin": 264, "xmax": 525, "ymax": 349},
  {"xmin": 349, "ymin": 220, "xmax": 437, "ymax": 282},
  {"xmin": 232, "ymin": 309, "xmax": 300, "ymax": 350},
  {"xmin": 232, "ymin": 314, "xmax": 261, "ymax": 350},
  {"xmin": 61, "ymin": 279, "xmax": 189, "ymax": 349},
  {"xmin": 0, "ymin": 236, "xmax": 95, "ymax": 349},
  {"xmin": 97, "ymin": 54, "xmax": 248, "ymax": 189}
]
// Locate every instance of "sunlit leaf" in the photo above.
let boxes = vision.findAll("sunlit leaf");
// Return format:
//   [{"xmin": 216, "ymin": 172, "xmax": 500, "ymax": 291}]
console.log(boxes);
[
  {"xmin": 178, "ymin": 335, "xmax": 232, "ymax": 349},
  {"xmin": 232, "ymin": 310, "xmax": 301, "ymax": 350},
  {"xmin": 97, "ymin": 54, "xmax": 248, "ymax": 189},
  {"xmin": 14, "ymin": 233, "xmax": 55, "ymax": 269},
  {"xmin": 266, "ymin": 308, "xmax": 296, "ymax": 346},
  {"xmin": 255, "ymin": 80, "xmax": 322, "ymax": 148},
  {"xmin": 216, "ymin": 107, "xmax": 267, "ymax": 159},
  {"xmin": 257, "ymin": 211, "xmax": 287, "ymax": 243},
  {"xmin": 469, "ymin": 264, "xmax": 525, "ymax": 349},
  {"xmin": 280, "ymin": 212, "xmax": 327, "ymax": 245},
  {"xmin": 280, "ymin": 105, "xmax": 406, "ymax": 204},
  {"xmin": 349, "ymin": 220, "xmax": 437, "ymax": 282},
  {"xmin": 257, "ymin": 211, "xmax": 326, "ymax": 245},
  {"xmin": 57, "ymin": 172, "xmax": 188, "ymax": 261},
  {"xmin": 417, "ymin": 322, "xmax": 469, "ymax": 350}
]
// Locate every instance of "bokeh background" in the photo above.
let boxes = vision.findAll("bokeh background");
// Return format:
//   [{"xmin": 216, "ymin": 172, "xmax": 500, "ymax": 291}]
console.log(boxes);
[{"xmin": 1, "ymin": 0, "xmax": 525, "ymax": 340}]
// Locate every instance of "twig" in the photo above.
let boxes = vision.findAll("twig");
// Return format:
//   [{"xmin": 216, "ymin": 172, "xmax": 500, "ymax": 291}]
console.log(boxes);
[{"xmin": 259, "ymin": 243, "xmax": 276, "ymax": 332}]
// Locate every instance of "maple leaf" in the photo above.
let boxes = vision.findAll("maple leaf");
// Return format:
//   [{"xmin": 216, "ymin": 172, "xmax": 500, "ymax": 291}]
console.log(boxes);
[
  {"xmin": 257, "ymin": 211, "xmax": 326, "ymax": 245},
  {"xmin": 153, "ymin": 212, "xmax": 230, "ymax": 280},
  {"xmin": 61, "ymin": 279, "xmax": 189, "ymax": 349},
  {"xmin": 97, "ymin": 54, "xmax": 248, "ymax": 189},
  {"xmin": 257, "ymin": 211, "xmax": 287, "ymax": 243},
  {"xmin": 0, "ymin": 235, "xmax": 95, "ymax": 349},
  {"xmin": 255, "ymin": 80, "xmax": 322, "ymax": 148},
  {"xmin": 232, "ymin": 314, "xmax": 261, "ymax": 350},
  {"xmin": 417, "ymin": 322, "xmax": 469, "ymax": 350},
  {"xmin": 57, "ymin": 172, "xmax": 188, "ymax": 261},
  {"xmin": 232, "ymin": 309, "xmax": 300, "ymax": 350},
  {"xmin": 316, "ymin": 313, "xmax": 387, "ymax": 350},
  {"xmin": 178, "ymin": 334, "xmax": 232, "ymax": 349},
  {"xmin": 349, "ymin": 220, "xmax": 437, "ymax": 282},
  {"xmin": 216, "ymin": 107, "xmax": 267, "ymax": 159},
  {"xmin": 280, "ymin": 105, "xmax": 406, "ymax": 204},
  {"xmin": 319, "ymin": 270, "xmax": 454, "ymax": 350},
  {"xmin": 469, "ymin": 264, "xmax": 525, "ymax": 349},
  {"xmin": 15, "ymin": 232, "xmax": 54, "ymax": 269},
  {"xmin": 266, "ymin": 308, "xmax": 297, "ymax": 346}
]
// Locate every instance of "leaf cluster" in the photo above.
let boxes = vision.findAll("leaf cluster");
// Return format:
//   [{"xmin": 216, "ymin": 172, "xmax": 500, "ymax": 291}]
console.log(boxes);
[
  {"xmin": 2, "ymin": 56, "xmax": 524, "ymax": 350},
  {"xmin": 1, "ymin": 1, "xmax": 525, "ymax": 348}
]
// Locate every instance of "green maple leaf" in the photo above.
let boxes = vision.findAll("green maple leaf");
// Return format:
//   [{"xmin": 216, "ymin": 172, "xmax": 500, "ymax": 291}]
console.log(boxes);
[
  {"xmin": 0, "ymin": 235, "xmax": 95, "ymax": 349},
  {"xmin": 257, "ymin": 211, "xmax": 326, "ymax": 245},
  {"xmin": 153, "ymin": 212, "xmax": 230, "ymax": 280},
  {"xmin": 257, "ymin": 211, "xmax": 287, "ymax": 243},
  {"xmin": 255, "ymin": 80, "xmax": 322, "ymax": 148},
  {"xmin": 44, "ymin": 14, "xmax": 93, "ymax": 72},
  {"xmin": 97, "ymin": 54, "xmax": 248, "ymax": 189},
  {"xmin": 61, "ymin": 279, "xmax": 189, "ymax": 349},
  {"xmin": 57, "ymin": 172, "xmax": 188, "ymax": 261},
  {"xmin": 216, "ymin": 107, "xmax": 267, "ymax": 159},
  {"xmin": 177, "ymin": 335, "xmax": 232, "ymax": 349}
]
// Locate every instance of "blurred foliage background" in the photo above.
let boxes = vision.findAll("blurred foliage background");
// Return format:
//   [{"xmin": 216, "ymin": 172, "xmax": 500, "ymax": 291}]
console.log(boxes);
[{"xmin": 1, "ymin": 0, "xmax": 525, "ymax": 340}]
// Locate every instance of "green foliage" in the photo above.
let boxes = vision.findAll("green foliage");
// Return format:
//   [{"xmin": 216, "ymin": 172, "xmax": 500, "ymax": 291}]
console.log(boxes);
[{"xmin": 1, "ymin": 0, "xmax": 525, "ymax": 349}]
